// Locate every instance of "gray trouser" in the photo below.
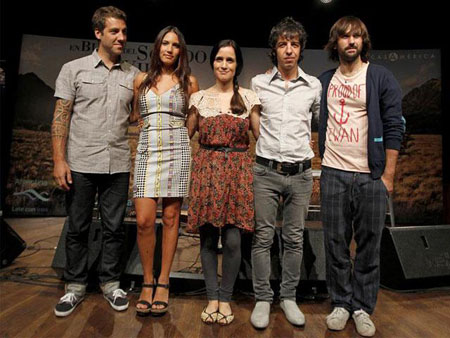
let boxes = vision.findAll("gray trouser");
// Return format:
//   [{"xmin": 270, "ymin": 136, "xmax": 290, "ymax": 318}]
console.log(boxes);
[
  {"xmin": 200, "ymin": 224, "xmax": 242, "ymax": 302},
  {"xmin": 320, "ymin": 166, "xmax": 387, "ymax": 314},
  {"xmin": 251, "ymin": 163, "xmax": 313, "ymax": 302}
]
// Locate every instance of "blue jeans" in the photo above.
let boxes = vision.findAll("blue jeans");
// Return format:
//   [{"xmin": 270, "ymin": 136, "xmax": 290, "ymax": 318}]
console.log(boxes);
[
  {"xmin": 320, "ymin": 166, "xmax": 387, "ymax": 314},
  {"xmin": 251, "ymin": 163, "xmax": 313, "ymax": 302},
  {"xmin": 64, "ymin": 171, "xmax": 129, "ymax": 293}
]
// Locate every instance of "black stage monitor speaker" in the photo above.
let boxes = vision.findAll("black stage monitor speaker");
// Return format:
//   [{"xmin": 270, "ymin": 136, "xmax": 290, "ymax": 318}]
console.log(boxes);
[
  {"xmin": 122, "ymin": 221, "xmax": 162, "ymax": 276},
  {"xmin": 0, "ymin": 218, "xmax": 27, "ymax": 268},
  {"xmin": 52, "ymin": 218, "xmax": 204, "ymax": 290},
  {"xmin": 301, "ymin": 227, "xmax": 326, "ymax": 281},
  {"xmin": 380, "ymin": 225, "xmax": 450, "ymax": 290},
  {"xmin": 52, "ymin": 217, "xmax": 160, "ymax": 278},
  {"xmin": 52, "ymin": 217, "xmax": 103, "ymax": 275}
]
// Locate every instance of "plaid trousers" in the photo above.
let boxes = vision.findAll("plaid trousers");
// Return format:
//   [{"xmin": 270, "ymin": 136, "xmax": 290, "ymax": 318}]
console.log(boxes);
[{"xmin": 320, "ymin": 166, "xmax": 387, "ymax": 314}]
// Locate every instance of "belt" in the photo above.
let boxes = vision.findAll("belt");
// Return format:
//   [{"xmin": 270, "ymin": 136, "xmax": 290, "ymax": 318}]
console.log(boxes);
[
  {"xmin": 255, "ymin": 156, "xmax": 311, "ymax": 175},
  {"xmin": 141, "ymin": 115, "xmax": 185, "ymax": 129},
  {"xmin": 200, "ymin": 144, "xmax": 248, "ymax": 159}
]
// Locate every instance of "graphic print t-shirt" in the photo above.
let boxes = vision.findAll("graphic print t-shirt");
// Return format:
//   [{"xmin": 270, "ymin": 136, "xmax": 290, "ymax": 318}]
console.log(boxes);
[{"xmin": 322, "ymin": 62, "xmax": 370, "ymax": 173}]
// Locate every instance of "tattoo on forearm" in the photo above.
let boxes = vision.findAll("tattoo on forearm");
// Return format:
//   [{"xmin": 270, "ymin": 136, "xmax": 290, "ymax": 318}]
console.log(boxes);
[{"xmin": 51, "ymin": 99, "xmax": 72, "ymax": 139}]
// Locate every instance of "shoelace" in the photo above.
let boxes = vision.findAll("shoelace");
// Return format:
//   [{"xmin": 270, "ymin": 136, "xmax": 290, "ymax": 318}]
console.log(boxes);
[
  {"xmin": 111, "ymin": 288, "xmax": 127, "ymax": 302},
  {"xmin": 60, "ymin": 292, "xmax": 77, "ymax": 305}
]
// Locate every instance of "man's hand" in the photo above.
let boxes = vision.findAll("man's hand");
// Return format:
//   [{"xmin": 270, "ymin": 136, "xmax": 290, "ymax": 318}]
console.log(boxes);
[
  {"xmin": 53, "ymin": 159, "xmax": 72, "ymax": 191},
  {"xmin": 381, "ymin": 173, "xmax": 394, "ymax": 194},
  {"xmin": 381, "ymin": 149, "xmax": 399, "ymax": 195}
]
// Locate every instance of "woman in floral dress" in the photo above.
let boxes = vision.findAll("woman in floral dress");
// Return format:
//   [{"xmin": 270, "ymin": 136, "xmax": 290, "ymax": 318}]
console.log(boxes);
[{"xmin": 186, "ymin": 39, "xmax": 260, "ymax": 325}]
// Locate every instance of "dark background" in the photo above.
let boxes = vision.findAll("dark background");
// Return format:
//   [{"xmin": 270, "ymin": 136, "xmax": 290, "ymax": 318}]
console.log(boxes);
[
  {"xmin": 1, "ymin": 0, "xmax": 448, "ymax": 220},
  {"xmin": 1, "ymin": 0, "xmax": 447, "ymax": 49}
]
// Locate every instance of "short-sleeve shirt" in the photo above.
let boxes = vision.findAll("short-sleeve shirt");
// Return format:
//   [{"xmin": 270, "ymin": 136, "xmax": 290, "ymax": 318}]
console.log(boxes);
[
  {"xmin": 322, "ymin": 62, "xmax": 370, "ymax": 172},
  {"xmin": 54, "ymin": 50, "xmax": 140, "ymax": 174}
]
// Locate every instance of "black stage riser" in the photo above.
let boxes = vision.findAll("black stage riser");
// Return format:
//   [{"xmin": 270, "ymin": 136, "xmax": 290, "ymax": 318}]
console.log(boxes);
[
  {"xmin": 52, "ymin": 218, "xmax": 326, "ymax": 284},
  {"xmin": 51, "ymin": 218, "xmax": 163, "ymax": 278}
]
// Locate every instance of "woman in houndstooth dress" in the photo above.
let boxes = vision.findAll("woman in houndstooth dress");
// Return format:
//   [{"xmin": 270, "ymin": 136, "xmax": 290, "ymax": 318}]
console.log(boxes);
[{"xmin": 131, "ymin": 26, "xmax": 198, "ymax": 316}]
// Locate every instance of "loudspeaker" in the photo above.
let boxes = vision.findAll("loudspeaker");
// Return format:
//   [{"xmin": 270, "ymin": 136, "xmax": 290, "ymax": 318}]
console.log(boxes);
[
  {"xmin": 51, "ymin": 217, "xmax": 161, "ymax": 279},
  {"xmin": 121, "ymin": 222, "xmax": 206, "ymax": 292},
  {"xmin": 380, "ymin": 225, "xmax": 450, "ymax": 290},
  {"xmin": 301, "ymin": 227, "xmax": 326, "ymax": 281},
  {"xmin": 122, "ymin": 221, "xmax": 162, "ymax": 276},
  {"xmin": 0, "ymin": 217, "xmax": 27, "ymax": 268},
  {"xmin": 52, "ymin": 217, "xmax": 103, "ymax": 275}
]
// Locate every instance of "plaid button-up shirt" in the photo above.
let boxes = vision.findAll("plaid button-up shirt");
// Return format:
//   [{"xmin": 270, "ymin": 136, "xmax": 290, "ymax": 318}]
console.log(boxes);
[{"xmin": 54, "ymin": 50, "xmax": 140, "ymax": 174}]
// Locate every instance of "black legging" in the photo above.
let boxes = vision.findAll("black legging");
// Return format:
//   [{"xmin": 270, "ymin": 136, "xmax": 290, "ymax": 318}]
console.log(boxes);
[{"xmin": 199, "ymin": 224, "xmax": 241, "ymax": 302}]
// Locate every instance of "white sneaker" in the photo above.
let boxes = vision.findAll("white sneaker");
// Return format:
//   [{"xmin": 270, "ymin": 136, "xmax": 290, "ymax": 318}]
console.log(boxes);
[
  {"xmin": 326, "ymin": 307, "xmax": 350, "ymax": 330},
  {"xmin": 280, "ymin": 300, "xmax": 305, "ymax": 326},
  {"xmin": 250, "ymin": 301, "xmax": 270, "ymax": 329},
  {"xmin": 352, "ymin": 309, "xmax": 376, "ymax": 337}
]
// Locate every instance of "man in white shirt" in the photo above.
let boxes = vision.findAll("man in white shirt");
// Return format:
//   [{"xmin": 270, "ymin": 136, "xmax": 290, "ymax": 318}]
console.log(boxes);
[{"xmin": 250, "ymin": 17, "xmax": 321, "ymax": 329}]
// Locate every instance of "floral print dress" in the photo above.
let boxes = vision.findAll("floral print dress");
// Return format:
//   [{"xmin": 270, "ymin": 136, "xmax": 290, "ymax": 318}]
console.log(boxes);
[{"xmin": 187, "ymin": 88, "xmax": 260, "ymax": 233}]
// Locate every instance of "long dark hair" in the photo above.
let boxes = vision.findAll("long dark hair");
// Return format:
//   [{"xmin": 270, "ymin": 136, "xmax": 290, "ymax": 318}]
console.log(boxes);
[
  {"xmin": 139, "ymin": 26, "xmax": 191, "ymax": 113},
  {"xmin": 209, "ymin": 39, "xmax": 246, "ymax": 116},
  {"xmin": 324, "ymin": 16, "xmax": 371, "ymax": 62}
]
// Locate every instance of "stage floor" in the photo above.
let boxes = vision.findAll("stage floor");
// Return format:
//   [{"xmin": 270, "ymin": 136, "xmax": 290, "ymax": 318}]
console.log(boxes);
[{"xmin": 1, "ymin": 217, "xmax": 449, "ymax": 338}]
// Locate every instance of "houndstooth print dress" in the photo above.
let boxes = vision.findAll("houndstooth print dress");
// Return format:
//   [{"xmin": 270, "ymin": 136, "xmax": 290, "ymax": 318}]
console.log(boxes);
[{"xmin": 133, "ymin": 83, "xmax": 190, "ymax": 198}]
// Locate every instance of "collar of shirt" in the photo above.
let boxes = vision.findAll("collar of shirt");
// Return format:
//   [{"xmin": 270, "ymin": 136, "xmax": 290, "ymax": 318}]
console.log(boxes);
[
  {"xmin": 269, "ymin": 65, "xmax": 311, "ymax": 85},
  {"xmin": 91, "ymin": 49, "xmax": 124, "ymax": 70}
]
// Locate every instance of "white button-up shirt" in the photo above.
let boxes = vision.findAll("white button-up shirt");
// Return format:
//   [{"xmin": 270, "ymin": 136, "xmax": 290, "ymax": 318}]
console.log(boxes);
[{"xmin": 251, "ymin": 66, "xmax": 321, "ymax": 163}]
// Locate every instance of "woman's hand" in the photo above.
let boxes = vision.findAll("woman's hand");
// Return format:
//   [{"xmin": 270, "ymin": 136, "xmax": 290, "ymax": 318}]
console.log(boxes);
[{"xmin": 138, "ymin": 118, "xmax": 144, "ymax": 130}]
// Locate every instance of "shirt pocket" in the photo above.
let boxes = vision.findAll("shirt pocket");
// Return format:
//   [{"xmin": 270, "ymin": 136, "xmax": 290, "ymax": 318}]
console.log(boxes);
[
  {"xmin": 118, "ymin": 80, "xmax": 134, "ymax": 103},
  {"xmin": 78, "ymin": 75, "xmax": 106, "ymax": 99}
]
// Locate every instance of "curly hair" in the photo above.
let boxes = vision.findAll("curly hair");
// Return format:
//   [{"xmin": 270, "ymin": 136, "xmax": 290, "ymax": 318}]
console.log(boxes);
[{"xmin": 268, "ymin": 17, "xmax": 307, "ymax": 65}]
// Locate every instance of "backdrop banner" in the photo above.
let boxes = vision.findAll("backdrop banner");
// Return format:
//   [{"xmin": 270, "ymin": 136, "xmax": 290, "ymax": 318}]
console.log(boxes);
[{"xmin": 5, "ymin": 35, "xmax": 442, "ymax": 224}]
